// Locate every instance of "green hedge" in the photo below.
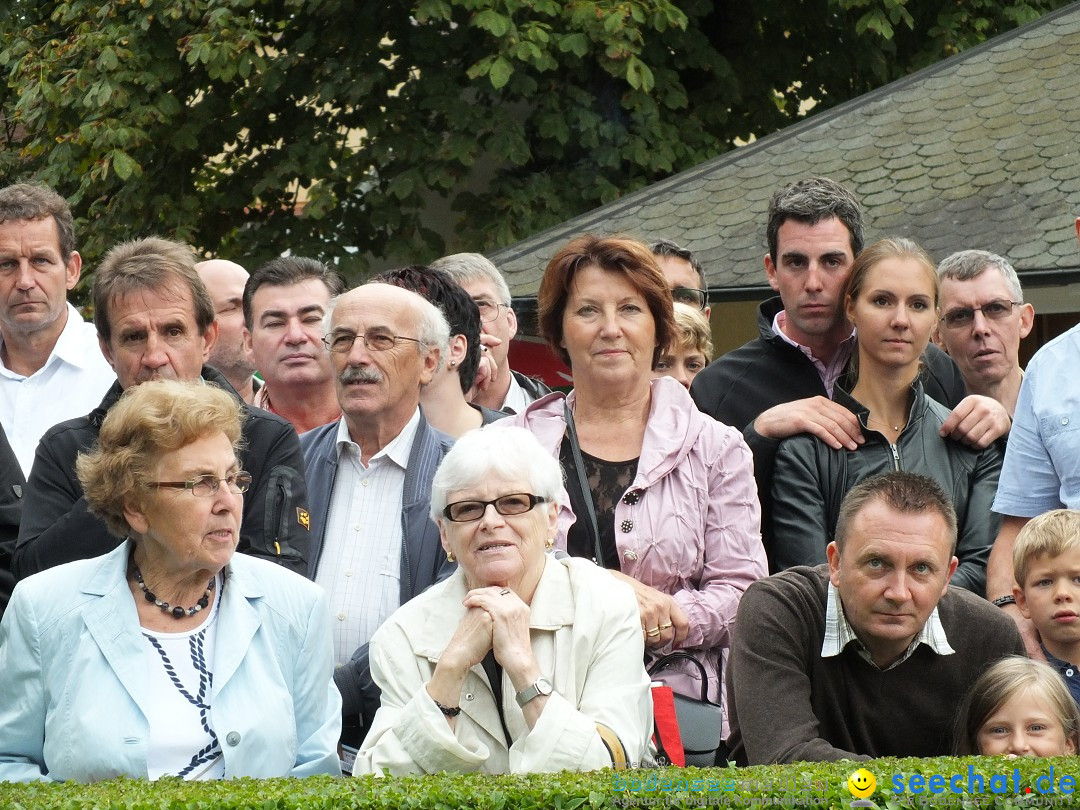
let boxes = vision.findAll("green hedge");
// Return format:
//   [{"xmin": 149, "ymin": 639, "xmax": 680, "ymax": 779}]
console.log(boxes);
[{"xmin": 2, "ymin": 757, "xmax": 1079, "ymax": 809}]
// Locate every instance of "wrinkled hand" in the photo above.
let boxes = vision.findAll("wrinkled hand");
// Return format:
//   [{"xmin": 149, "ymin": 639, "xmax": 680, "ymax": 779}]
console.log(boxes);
[
  {"xmin": 463, "ymin": 586, "xmax": 536, "ymax": 680},
  {"xmin": 467, "ymin": 333, "xmax": 502, "ymax": 398},
  {"xmin": 940, "ymin": 394, "xmax": 1010, "ymax": 448},
  {"xmin": 610, "ymin": 571, "xmax": 689, "ymax": 648},
  {"xmin": 753, "ymin": 396, "xmax": 864, "ymax": 450},
  {"xmin": 440, "ymin": 604, "xmax": 494, "ymax": 673}
]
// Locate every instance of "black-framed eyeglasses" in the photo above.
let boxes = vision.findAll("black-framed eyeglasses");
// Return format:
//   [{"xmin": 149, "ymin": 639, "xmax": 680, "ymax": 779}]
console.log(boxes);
[
  {"xmin": 148, "ymin": 471, "xmax": 252, "ymax": 497},
  {"xmin": 940, "ymin": 299, "xmax": 1022, "ymax": 329},
  {"xmin": 322, "ymin": 330, "xmax": 422, "ymax": 353},
  {"xmin": 443, "ymin": 493, "xmax": 547, "ymax": 523},
  {"xmin": 473, "ymin": 299, "xmax": 509, "ymax": 323},
  {"xmin": 671, "ymin": 287, "xmax": 707, "ymax": 311}
]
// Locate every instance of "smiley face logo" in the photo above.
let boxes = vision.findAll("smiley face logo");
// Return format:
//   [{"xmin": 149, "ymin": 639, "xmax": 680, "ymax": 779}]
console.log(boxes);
[{"xmin": 847, "ymin": 768, "xmax": 876, "ymax": 799}]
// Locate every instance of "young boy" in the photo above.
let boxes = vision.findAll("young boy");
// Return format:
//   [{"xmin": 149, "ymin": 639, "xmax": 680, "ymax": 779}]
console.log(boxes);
[{"xmin": 1012, "ymin": 509, "xmax": 1080, "ymax": 706}]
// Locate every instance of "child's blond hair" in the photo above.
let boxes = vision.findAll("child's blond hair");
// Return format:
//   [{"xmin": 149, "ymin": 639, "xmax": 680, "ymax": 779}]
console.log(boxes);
[{"xmin": 1013, "ymin": 509, "xmax": 1080, "ymax": 587}]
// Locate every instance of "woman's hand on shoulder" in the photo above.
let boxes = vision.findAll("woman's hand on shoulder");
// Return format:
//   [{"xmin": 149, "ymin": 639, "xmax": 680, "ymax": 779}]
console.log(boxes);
[
  {"xmin": 609, "ymin": 571, "xmax": 689, "ymax": 648},
  {"xmin": 463, "ymin": 586, "xmax": 536, "ymax": 679}
]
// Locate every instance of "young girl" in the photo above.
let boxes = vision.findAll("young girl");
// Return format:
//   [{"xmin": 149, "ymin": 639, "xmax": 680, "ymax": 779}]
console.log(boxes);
[{"xmin": 955, "ymin": 656, "xmax": 1080, "ymax": 756}]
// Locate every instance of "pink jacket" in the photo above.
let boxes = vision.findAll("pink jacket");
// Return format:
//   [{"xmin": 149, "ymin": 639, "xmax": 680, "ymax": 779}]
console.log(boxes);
[{"xmin": 507, "ymin": 377, "xmax": 766, "ymax": 733}]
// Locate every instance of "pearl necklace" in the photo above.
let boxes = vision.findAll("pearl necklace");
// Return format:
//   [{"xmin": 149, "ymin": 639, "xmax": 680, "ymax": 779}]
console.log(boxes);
[{"xmin": 133, "ymin": 563, "xmax": 215, "ymax": 619}]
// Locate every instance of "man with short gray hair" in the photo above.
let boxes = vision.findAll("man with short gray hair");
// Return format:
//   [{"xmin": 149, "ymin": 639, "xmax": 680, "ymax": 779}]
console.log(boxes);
[
  {"xmin": 14, "ymin": 236, "xmax": 312, "ymax": 580},
  {"xmin": 935, "ymin": 250, "xmax": 1033, "ymax": 418},
  {"xmin": 300, "ymin": 282, "xmax": 456, "ymax": 746},
  {"xmin": 431, "ymin": 252, "xmax": 550, "ymax": 413}
]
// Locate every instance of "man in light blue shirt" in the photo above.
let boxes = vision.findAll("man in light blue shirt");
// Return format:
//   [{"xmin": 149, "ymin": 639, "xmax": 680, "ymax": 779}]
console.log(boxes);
[{"xmin": 987, "ymin": 217, "xmax": 1080, "ymax": 654}]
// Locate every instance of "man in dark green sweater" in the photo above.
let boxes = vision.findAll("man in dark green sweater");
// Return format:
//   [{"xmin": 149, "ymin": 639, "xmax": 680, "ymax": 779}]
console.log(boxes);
[{"xmin": 727, "ymin": 471, "xmax": 1024, "ymax": 765}]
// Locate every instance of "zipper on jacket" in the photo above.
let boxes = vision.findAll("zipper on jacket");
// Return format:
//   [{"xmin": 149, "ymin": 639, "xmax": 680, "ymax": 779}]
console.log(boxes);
[{"xmin": 889, "ymin": 443, "xmax": 901, "ymax": 471}]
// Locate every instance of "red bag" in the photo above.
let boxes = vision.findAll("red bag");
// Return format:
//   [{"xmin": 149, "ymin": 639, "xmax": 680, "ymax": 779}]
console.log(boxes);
[{"xmin": 650, "ymin": 681, "xmax": 685, "ymax": 766}]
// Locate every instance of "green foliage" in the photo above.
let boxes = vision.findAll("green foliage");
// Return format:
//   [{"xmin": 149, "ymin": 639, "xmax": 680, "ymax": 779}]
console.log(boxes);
[
  {"xmin": 2, "ymin": 758, "xmax": 1080, "ymax": 809},
  {"xmin": 0, "ymin": 0, "xmax": 1070, "ymax": 279}
]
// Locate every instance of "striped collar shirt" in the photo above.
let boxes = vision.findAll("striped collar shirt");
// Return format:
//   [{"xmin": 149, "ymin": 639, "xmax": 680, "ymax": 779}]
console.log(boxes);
[
  {"xmin": 772, "ymin": 310, "xmax": 856, "ymax": 398},
  {"xmin": 316, "ymin": 409, "xmax": 420, "ymax": 666}
]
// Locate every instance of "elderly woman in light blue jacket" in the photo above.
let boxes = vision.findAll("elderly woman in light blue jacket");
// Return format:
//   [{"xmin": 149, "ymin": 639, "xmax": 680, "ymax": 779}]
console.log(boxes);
[
  {"xmin": 508, "ymin": 235, "xmax": 767, "ymax": 742},
  {"xmin": 0, "ymin": 380, "xmax": 340, "ymax": 782}
]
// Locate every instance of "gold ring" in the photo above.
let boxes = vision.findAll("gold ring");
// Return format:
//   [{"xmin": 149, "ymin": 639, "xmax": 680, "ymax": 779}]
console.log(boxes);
[
  {"xmin": 499, "ymin": 588, "xmax": 511, "ymax": 595},
  {"xmin": 659, "ymin": 622, "xmax": 673, "ymax": 630},
  {"xmin": 646, "ymin": 627, "xmax": 661, "ymax": 637}
]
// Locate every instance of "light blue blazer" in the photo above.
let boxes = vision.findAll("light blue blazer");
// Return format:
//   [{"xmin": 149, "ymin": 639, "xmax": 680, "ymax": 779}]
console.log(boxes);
[{"xmin": 0, "ymin": 540, "xmax": 342, "ymax": 782}]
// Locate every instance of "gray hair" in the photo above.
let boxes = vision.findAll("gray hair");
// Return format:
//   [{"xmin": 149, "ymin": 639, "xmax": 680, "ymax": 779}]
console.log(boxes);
[
  {"xmin": 323, "ymin": 285, "xmax": 451, "ymax": 371},
  {"xmin": 429, "ymin": 426, "xmax": 563, "ymax": 522},
  {"xmin": 650, "ymin": 238, "xmax": 706, "ymax": 288},
  {"xmin": 937, "ymin": 249, "xmax": 1024, "ymax": 303},
  {"xmin": 431, "ymin": 252, "xmax": 511, "ymax": 306},
  {"xmin": 766, "ymin": 177, "xmax": 864, "ymax": 265}
]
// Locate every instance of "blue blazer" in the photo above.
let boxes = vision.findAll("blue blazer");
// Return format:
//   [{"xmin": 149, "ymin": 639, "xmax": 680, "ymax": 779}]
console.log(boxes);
[
  {"xmin": 300, "ymin": 410, "xmax": 456, "ymax": 723},
  {"xmin": 0, "ymin": 541, "xmax": 342, "ymax": 782}
]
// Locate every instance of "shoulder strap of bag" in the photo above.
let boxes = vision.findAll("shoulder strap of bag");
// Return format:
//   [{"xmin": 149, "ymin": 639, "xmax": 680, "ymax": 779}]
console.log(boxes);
[
  {"xmin": 564, "ymin": 400, "xmax": 605, "ymax": 566},
  {"xmin": 596, "ymin": 723, "xmax": 628, "ymax": 769},
  {"xmin": 647, "ymin": 651, "xmax": 719, "ymax": 706}
]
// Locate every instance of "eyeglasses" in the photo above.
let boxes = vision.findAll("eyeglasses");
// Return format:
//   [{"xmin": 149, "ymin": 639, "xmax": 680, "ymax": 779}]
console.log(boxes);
[
  {"xmin": 671, "ymin": 287, "xmax": 707, "ymax": 311},
  {"xmin": 442, "ymin": 493, "xmax": 547, "ymax": 522},
  {"xmin": 940, "ymin": 299, "xmax": 1022, "ymax": 329},
  {"xmin": 474, "ymin": 299, "xmax": 509, "ymax": 323},
  {"xmin": 322, "ymin": 330, "xmax": 422, "ymax": 353},
  {"xmin": 149, "ymin": 471, "xmax": 252, "ymax": 497}
]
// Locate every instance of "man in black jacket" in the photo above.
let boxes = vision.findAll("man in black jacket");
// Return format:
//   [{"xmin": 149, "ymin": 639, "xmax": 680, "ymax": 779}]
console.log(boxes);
[
  {"xmin": 13, "ymin": 237, "xmax": 311, "ymax": 580},
  {"xmin": 690, "ymin": 177, "xmax": 1010, "ymax": 564}
]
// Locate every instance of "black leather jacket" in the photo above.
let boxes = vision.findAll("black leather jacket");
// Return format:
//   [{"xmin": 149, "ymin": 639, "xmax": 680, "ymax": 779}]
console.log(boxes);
[{"xmin": 769, "ymin": 381, "xmax": 1002, "ymax": 594}]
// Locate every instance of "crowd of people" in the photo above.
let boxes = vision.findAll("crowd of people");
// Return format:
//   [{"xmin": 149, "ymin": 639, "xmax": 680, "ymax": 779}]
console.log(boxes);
[{"xmin": 0, "ymin": 174, "xmax": 1079, "ymax": 782}]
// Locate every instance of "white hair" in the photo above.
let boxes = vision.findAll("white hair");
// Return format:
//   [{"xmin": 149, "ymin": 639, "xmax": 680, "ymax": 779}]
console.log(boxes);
[
  {"xmin": 431, "ymin": 252, "xmax": 512, "ymax": 306},
  {"xmin": 429, "ymin": 426, "xmax": 563, "ymax": 521}
]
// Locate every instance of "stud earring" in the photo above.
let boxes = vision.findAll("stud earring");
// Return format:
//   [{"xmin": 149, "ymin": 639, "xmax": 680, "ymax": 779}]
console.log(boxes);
[
  {"xmin": 447, "ymin": 551, "xmax": 456, "ymax": 562},
  {"xmin": 545, "ymin": 538, "xmax": 554, "ymax": 550}
]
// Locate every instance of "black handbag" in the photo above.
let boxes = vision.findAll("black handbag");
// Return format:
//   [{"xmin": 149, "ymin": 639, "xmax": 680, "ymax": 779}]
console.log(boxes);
[{"xmin": 647, "ymin": 651, "xmax": 725, "ymax": 767}]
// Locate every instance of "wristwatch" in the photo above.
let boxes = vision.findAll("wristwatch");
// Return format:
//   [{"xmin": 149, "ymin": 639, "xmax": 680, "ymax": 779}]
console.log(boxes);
[
  {"xmin": 515, "ymin": 676, "xmax": 553, "ymax": 707},
  {"xmin": 991, "ymin": 594, "xmax": 1017, "ymax": 608}
]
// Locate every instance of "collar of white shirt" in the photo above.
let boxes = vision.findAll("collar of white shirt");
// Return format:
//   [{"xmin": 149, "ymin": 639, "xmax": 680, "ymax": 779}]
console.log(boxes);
[
  {"xmin": 821, "ymin": 582, "xmax": 954, "ymax": 671},
  {"xmin": 0, "ymin": 303, "xmax": 100, "ymax": 376},
  {"xmin": 333, "ymin": 406, "xmax": 421, "ymax": 470}
]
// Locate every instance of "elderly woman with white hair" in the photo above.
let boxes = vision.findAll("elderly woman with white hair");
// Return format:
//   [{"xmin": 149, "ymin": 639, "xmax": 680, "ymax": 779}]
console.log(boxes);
[{"xmin": 354, "ymin": 426, "xmax": 653, "ymax": 775}]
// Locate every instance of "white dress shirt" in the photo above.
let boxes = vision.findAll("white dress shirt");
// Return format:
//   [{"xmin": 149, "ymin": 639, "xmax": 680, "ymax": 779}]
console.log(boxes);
[
  {"xmin": 0, "ymin": 303, "xmax": 116, "ymax": 476},
  {"xmin": 315, "ymin": 409, "xmax": 420, "ymax": 665}
]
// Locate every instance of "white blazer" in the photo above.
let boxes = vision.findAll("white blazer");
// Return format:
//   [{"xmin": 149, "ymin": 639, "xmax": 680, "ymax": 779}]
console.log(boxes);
[
  {"xmin": 0, "ymin": 540, "xmax": 341, "ymax": 782},
  {"xmin": 356, "ymin": 554, "xmax": 653, "ymax": 775}
]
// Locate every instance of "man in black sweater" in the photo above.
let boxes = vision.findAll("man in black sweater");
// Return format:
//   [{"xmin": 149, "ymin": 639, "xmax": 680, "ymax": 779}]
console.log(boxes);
[
  {"xmin": 726, "ymin": 471, "xmax": 1024, "ymax": 765},
  {"xmin": 690, "ymin": 177, "xmax": 1010, "ymax": 562}
]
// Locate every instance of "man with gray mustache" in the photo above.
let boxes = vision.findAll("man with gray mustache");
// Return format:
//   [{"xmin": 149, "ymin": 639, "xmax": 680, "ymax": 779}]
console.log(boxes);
[{"xmin": 299, "ymin": 282, "xmax": 456, "ymax": 759}]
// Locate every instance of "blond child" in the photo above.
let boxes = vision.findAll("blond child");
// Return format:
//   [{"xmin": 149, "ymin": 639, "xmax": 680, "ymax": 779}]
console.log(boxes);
[
  {"xmin": 654, "ymin": 302, "xmax": 713, "ymax": 390},
  {"xmin": 955, "ymin": 656, "xmax": 1080, "ymax": 756},
  {"xmin": 1011, "ymin": 509, "xmax": 1080, "ymax": 706}
]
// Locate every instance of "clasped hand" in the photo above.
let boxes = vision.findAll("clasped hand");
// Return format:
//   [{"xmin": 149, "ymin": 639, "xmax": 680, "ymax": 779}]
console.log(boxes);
[{"xmin": 441, "ymin": 586, "xmax": 536, "ymax": 680}]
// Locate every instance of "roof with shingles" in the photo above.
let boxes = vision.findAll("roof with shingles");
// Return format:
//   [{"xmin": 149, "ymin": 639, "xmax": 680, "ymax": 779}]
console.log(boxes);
[{"xmin": 488, "ymin": 2, "xmax": 1080, "ymax": 301}]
